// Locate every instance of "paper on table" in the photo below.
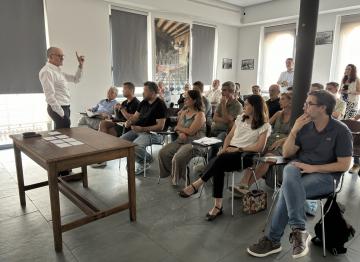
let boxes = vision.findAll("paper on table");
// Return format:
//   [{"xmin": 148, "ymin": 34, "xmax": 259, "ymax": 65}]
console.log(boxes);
[
  {"xmin": 48, "ymin": 131, "xmax": 61, "ymax": 135},
  {"xmin": 55, "ymin": 143, "xmax": 72, "ymax": 148},
  {"xmin": 193, "ymin": 137, "xmax": 222, "ymax": 145},
  {"xmin": 56, "ymin": 135, "xmax": 69, "ymax": 139},
  {"xmin": 43, "ymin": 136, "xmax": 57, "ymax": 141},
  {"xmin": 50, "ymin": 140, "xmax": 64, "ymax": 144},
  {"xmin": 69, "ymin": 141, "xmax": 84, "ymax": 146},
  {"xmin": 63, "ymin": 138, "xmax": 77, "ymax": 143}
]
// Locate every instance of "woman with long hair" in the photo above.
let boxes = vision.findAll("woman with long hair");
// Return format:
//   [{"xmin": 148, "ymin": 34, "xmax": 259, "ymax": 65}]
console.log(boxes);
[
  {"xmin": 234, "ymin": 92, "xmax": 292, "ymax": 193},
  {"xmin": 179, "ymin": 95, "xmax": 271, "ymax": 221},
  {"xmin": 341, "ymin": 64, "xmax": 360, "ymax": 119},
  {"xmin": 158, "ymin": 90, "xmax": 206, "ymax": 185}
]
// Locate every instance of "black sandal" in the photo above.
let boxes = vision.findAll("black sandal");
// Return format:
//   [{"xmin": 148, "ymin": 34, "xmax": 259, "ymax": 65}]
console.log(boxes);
[
  {"xmin": 179, "ymin": 183, "xmax": 198, "ymax": 198},
  {"xmin": 206, "ymin": 206, "xmax": 223, "ymax": 221}
]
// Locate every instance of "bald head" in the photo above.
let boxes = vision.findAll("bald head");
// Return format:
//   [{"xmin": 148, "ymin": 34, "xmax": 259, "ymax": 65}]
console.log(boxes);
[
  {"xmin": 47, "ymin": 47, "xmax": 64, "ymax": 67},
  {"xmin": 269, "ymin": 84, "xmax": 280, "ymax": 100}
]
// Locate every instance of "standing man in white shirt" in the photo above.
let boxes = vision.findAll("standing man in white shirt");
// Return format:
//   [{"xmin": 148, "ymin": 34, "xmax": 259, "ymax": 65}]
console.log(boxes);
[
  {"xmin": 277, "ymin": 58, "xmax": 294, "ymax": 93},
  {"xmin": 39, "ymin": 47, "xmax": 84, "ymax": 129},
  {"xmin": 205, "ymin": 79, "xmax": 222, "ymax": 113}
]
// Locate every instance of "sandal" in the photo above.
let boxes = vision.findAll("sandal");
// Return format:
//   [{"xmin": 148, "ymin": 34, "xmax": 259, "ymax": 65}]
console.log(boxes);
[
  {"xmin": 206, "ymin": 206, "xmax": 223, "ymax": 221},
  {"xmin": 179, "ymin": 183, "xmax": 198, "ymax": 198}
]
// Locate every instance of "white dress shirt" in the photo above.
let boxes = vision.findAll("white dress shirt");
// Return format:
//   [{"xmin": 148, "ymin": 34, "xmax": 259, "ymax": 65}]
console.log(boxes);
[
  {"xmin": 205, "ymin": 88, "xmax": 222, "ymax": 105},
  {"xmin": 39, "ymin": 62, "xmax": 82, "ymax": 117},
  {"xmin": 277, "ymin": 70, "xmax": 294, "ymax": 93}
]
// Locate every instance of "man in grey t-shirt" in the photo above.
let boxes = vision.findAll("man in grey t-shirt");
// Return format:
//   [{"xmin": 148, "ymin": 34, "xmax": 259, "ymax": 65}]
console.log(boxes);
[
  {"xmin": 248, "ymin": 90, "xmax": 352, "ymax": 259},
  {"xmin": 211, "ymin": 81, "xmax": 242, "ymax": 140}
]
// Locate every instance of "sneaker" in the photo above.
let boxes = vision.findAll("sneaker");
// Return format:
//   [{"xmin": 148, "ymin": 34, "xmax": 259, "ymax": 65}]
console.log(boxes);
[
  {"xmin": 349, "ymin": 163, "xmax": 360, "ymax": 174},
  {"xmin": 289, "ymin": 229, "xmax": 311, "ymax": 259},
  {"xmin": 135, "ymin": 162, "xmax": 151, "ymax": 175},
  {"xmin": 91, "ymin": 162, "xmax": 107, "ymax": 168},
  {"xmin": 247, "ymin": 236, "xmax": 282, "ymax": 257}
]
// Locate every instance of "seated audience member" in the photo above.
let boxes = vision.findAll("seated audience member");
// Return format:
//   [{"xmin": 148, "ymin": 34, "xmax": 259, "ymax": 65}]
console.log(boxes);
[
  {"xmin": 177, "ymin": 83, "xmax": 190, "ymax": 109},
  {"xmin": 247, "ymin": 90, "xmax": 352, "ymax": 259},
  {"xmin": 234, "ymin": 92, "xmax": 291, "ymax": 193},
  {"xmin": 98, "ymin": 82, "xmax": 139, "ymax": 137},
  {"xmin": 252, "ymin": 85, "xmax": 261, "ymax": 95},
  {"xmin": 326, "ymin": 82, "xmax": 346, "ymax": 120},
  {"xmin": 121, "ymin": 81, "xmax": 167, "ymax": 175},
  {"xmin": 309, "ymin": 83, "xmax": 324, "ymax": 92},
  {"xmin": 266, "ymin": 84, "xmax": 281, "ymax": 118},
  {"xmin": 235, "ymin": 82, "xmax": 245, "ymax": 107},
  {"xmin": 211, "ymin": 81, "xmax": 242, "ymax": 141},
  {"xmin": 78, "ymin": 87, "xmax": 118, "ymax": 130},
  {"xmin": 158, "ymin": 90, "xmax": 206, "ymax": 185},
  {"xmin": 206, "ymin": 79, "xmax": 222, "ymax": 111},
  {"xmin": 179, "ymin": 95, "xmax": 271, "ymax": 221},
  {"xmin": 193, "ymin": 81, "xmax": 212, "ymax": 135}
]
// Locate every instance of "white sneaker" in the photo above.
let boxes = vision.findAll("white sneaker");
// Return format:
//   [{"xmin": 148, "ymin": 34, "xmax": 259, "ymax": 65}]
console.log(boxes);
[{"xmin": 91, "ymin": 162, "xmax": 107, "ymax": 168}]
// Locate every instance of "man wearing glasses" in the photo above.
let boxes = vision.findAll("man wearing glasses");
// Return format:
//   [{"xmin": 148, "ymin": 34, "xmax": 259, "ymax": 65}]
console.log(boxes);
[
  {"xmin": 248, "ymin": 90, "xmax": 352, "ymax": 259},
  {"xmin": 39, "ymin": 47, "xmax": 85, "ymax": 129}
]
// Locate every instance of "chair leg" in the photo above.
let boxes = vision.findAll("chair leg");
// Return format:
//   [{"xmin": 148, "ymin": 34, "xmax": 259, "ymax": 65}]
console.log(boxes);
[
  {"xmin": 157, "ymin": 175, "xmax": 160, "ymax": 184},
  {"xmin": 232, "ymin": 172, "xmax": 235, "ymax": 216},
  {"xmin": 320, "ymin": 199, "xmax": 326, "ymax": 257},
  {"xmin": 143, "ymin": 149, "xmax": 147, "ymax": 178}
]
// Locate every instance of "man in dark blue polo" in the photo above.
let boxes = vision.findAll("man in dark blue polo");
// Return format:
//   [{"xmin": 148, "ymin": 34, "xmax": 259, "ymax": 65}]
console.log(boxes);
[{"xmin": 247, "ymin": 90, "xmax": 353, "ymax": 259}]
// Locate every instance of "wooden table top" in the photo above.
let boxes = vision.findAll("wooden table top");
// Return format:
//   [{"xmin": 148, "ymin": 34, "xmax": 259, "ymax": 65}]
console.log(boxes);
[{"xmin": 10, "ymin": 127, "xmax": 135, "ymax": 164}]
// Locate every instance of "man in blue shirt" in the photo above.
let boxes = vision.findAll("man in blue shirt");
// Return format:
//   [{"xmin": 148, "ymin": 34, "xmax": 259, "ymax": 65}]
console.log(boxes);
[
  {"xmin": 247, "ymin": 90, "xmax": 353, "ymax": 259},
  {"xmin": 78, "ymin": 87, "xmax": 118, "ymax": 130}
]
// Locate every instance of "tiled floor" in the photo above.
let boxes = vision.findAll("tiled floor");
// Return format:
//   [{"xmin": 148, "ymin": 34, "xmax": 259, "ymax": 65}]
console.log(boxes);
[{"xmin": 0, "ymin": 147, "xmax": 360, "ymax": 262}]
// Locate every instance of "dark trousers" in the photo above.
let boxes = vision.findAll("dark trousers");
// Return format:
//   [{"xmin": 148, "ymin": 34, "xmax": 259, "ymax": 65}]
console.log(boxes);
[
  {"xmin": 201, "ymin": 151, "xmax": 253, "ymax": 198},
  {"xmin": 47, "ymin": 105, "xmax": 71, "ymax": 129}
]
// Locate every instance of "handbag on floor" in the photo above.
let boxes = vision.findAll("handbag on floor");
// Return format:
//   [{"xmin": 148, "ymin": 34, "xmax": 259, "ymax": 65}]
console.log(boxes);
[{"xmin": 242, "ymin": 168, "xmax": 267, "ymax": 214}]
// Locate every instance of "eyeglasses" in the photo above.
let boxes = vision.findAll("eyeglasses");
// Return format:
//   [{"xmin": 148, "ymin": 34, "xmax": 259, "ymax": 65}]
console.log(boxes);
[
  {"xmin": 51, "ymin": 54, "xmax": 64, "ymax": 58},
  {"xmin": 304, "ymin": 102, "xmax": 320, "ymax": 107}
]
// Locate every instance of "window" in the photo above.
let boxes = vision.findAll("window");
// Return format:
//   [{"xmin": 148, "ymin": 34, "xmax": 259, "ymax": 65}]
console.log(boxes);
[
  {"xmin": 0, "ymin": 0, "xmax": 49, "ymax": 147},
  {"xmin": 260, "ymin": 23, "xmax": 296, "ymax": 90},
  {"xmin": 110, "ymin": 9, "xmax": 148, "ymax": 87},
  {"xmin": 336, "ymin": 15, "xmax": 360, "ymax": 82},
  {"xmin": 191, "ymin": 24, "xmax": 216, "ymax": 85}
]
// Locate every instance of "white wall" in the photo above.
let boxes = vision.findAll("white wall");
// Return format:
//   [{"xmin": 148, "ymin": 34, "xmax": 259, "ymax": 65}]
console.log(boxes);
[
  {"xmin": 215, "ymin": 24, "xmax": 239, "ymax": 84},
  {"xmin": 237, "ymin": 4, "xmax": 360, "ymax": 94},
  {"xmin": 45, "ymin": 0, "xmax": 112, "ymax": 125},
  {"xmin": 44, "ymin": 0, "xmax": 240, "ymax": 125}
]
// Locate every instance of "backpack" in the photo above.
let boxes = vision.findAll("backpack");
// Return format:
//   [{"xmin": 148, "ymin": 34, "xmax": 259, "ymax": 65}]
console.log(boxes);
[{"xmin": 311, "ymin": 196, "xmax": 355, "ymax": 255}]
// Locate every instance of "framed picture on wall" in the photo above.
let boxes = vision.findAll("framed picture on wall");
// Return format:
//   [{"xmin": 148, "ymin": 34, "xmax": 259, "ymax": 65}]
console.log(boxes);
[
  {"xmin": 222, "ymin": 58, "xmax": 232, "ymax": 69},
  {"xmin": 315, "ymin": 31, "xmax": 333, "ymax": 45},
  {"xmin": 241, "ymin": 59, "xmax": 254, "ymax": 70}
]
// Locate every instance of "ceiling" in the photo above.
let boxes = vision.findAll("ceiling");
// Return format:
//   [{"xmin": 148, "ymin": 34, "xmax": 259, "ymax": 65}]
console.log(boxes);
[{"xmin": 218, "ymin": 0, "xmax": 273, "ymax": 7}]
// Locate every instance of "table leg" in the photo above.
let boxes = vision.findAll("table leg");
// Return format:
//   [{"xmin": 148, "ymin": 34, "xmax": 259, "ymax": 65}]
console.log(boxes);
[
  {"xmin": 127, "ymin": 147, "xmax": 136, "ymax": 221},
  {"xmin": 48, "ymin": 164, "xmax": 62, "ymax": 252},
  {"xmin": 14, "ymin": 145, "xmax": 26, "ymax": 206},
  {"xmin": 81, "ymin": 166, "xmax": 88, "ymax": 188}
]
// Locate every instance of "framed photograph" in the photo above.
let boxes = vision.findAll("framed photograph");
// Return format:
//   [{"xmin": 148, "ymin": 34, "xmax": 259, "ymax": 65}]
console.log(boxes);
[
  {"xmin": 316, "ymin": 31, "xmax": 333, "ymax": 45},
  {"xmin": 241, "ymin": 59, "xmax": 254, "ymax": 70},
  {"xmin": 222, "ymin": 58, "xmax": 232, "ymax": 69}
]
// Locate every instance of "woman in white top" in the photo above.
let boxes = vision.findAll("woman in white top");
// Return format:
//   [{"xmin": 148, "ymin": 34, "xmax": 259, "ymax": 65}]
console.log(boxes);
[
  {"xmin": 179, "ymin": 95, "xmax": 271, "ymax": 221},
  {"xmin": 341, "ymin": 64, "xmax": 360, "ymax": 119}
]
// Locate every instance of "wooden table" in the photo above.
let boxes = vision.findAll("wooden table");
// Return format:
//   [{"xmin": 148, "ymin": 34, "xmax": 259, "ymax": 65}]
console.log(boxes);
[{"xmin": 10, "ymin": 127, "xmax": 136, "ymax": 252}]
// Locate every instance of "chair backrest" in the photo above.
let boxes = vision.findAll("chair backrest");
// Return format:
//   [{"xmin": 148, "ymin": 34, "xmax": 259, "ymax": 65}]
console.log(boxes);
[
  {"xmin": 341, "ymin": 120, "xmax": 360, "ymax": 133},
  {"xmin": 341, "ymin": 120, "xmax": 360, "ymax": 156}
]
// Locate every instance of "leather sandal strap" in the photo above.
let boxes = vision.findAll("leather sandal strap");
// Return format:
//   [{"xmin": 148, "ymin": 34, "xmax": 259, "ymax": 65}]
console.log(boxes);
[
  {"xmin": 215, "ymin": 206, "xmax": 222, "ymax": 211},
  {"xmin": 191, "ymin": 183, "xmax": 197, "ymax": 192}
]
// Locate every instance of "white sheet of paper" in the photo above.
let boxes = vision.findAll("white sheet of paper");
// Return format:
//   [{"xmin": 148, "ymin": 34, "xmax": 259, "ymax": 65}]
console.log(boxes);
[
  {"xmin": 55, "ymin": 143, "xmax": 72, "ymax": 148},
  {"xmin": 56, "ymin": 135, "xmax": 69, "ymax": 139},
  {"xmin": 69, "ymin": 141, "xmax": 84, "ymax": 146},
  {"xmin": 50, "ymin": 140, "xmax": 64, "ymax": 144},
  {"xmin": 63, "ymin": 138, "xmax": 77, "ymax": 142},
  {"xmin": 48, "ymin": 131, "xmax": 61, "ymax": 135},
  {"xmin": 43, "ymin": 136, "xmax": 57, "ymax": 141}
]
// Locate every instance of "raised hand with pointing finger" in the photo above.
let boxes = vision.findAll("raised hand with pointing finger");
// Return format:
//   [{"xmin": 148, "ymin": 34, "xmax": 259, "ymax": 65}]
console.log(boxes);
[{"xmin": 76, "ymin": 51, "xmax": 85, "ymax": 68}]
